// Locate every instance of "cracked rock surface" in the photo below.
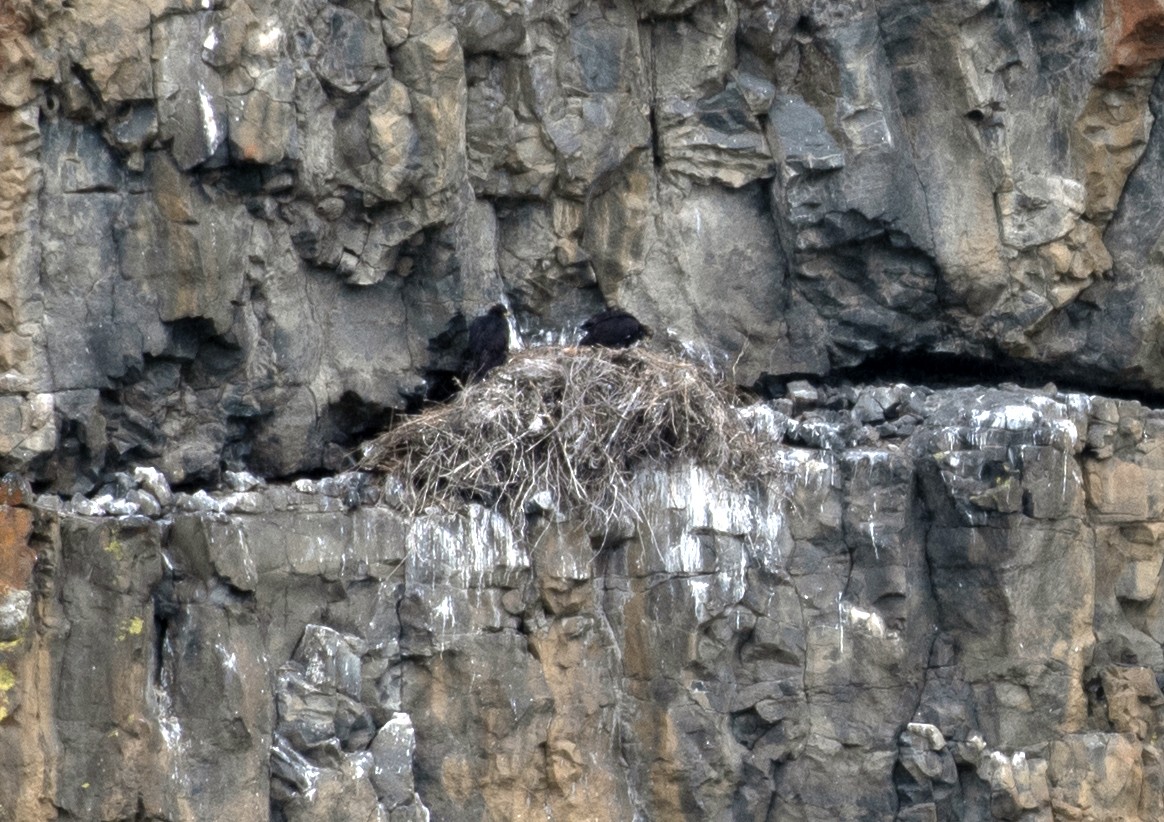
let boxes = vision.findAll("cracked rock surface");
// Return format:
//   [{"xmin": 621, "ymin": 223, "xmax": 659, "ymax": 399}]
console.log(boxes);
[
  {"xmin": 2, "ymin": 1, "xmax": 1164, "ymax": 487},
  {"xmin": 4, "ymin": 0, "xmax": 1164, "ymax": 819},
  {"xmin": 1, "ymin": 387, "xmax": 1164, "ymax": 819}
]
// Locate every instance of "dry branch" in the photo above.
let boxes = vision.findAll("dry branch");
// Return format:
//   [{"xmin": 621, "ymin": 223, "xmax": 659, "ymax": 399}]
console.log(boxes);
[{"xmin": 359, "ymin": 346, "xmax": 784, "ymax": 531}]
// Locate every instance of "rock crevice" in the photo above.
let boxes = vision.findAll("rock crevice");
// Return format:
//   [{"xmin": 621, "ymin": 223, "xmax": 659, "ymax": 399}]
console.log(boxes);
[
  {"xmin": 1, "ymin": 1, "xmax": 1164, "ymax": 486},
  {"xmin": 0, "ymin": 386, "xmax": 1161, "ymax": 818}
]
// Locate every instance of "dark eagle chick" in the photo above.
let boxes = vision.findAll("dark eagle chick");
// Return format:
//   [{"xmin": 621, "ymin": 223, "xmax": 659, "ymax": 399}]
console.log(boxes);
[
  {"xmin": 579, "ymin": 308, "xmax": 652, "ymax": 348},
  {"xmin": 465, "ymin": 303, "xmax": 510, "ymax": 381}
]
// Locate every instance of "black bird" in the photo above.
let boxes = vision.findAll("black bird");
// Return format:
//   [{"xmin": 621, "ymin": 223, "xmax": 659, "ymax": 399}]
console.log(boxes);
[
  {"xmin": 579, "ymin": 308, "xmax": 651, "ymax": 348},
  {"xmin": 465, "ymin": 303, "xmax": 510, "ymax": 381}
]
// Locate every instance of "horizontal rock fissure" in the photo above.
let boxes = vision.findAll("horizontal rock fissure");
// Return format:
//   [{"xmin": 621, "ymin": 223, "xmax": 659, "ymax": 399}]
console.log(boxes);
[
  {"xmin": 7, "ymin": 379, "xmax": 1164, "ymax": 820},
  {"xmin": 818, "ymin": 349, "xmax": 1164, "ymax": 409}
]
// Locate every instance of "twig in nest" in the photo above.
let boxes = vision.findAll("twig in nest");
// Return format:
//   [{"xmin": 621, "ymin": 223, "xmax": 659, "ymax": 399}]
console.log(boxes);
[{"xmin": 359, "ymin": 346, "xmax": 784, "ymax": 534}]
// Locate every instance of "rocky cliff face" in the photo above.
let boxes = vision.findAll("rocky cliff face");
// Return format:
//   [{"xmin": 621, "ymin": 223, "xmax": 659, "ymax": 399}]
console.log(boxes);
[
  {"xmin": 3, "ymin": 386, "xmax": 1164, "ymax": 820},
  {"xmin": 2, "ymin": 0, "xmax": 1164, "ymax": 485},
  {"xmin": 4, "ymin": 0, "xmax": 1164, "ymax": 819}
]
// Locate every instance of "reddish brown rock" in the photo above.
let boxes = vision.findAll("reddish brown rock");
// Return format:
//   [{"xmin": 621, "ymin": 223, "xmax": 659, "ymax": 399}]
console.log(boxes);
[
  {"xmin": 1102, "ymin": 0, "xmax": 1164, "ymax": 81},
  {"xmin": 0, "ymin": 479, "xmax": 33, "ymax": 595}
]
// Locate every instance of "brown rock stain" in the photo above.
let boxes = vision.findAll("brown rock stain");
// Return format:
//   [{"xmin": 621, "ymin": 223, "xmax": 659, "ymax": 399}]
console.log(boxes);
[
  {"xmin": 532, "ymin": 596, "xmax": 632, "ymax": 820},
  {"xmin": 0, "ymin": 504, "xmax": 34, "ymax": 594},
  {"xmin": 633, "ymin": 706, "xmax": 687, "ymax": 818},
  {"xmin": 0, "ymin": 503, "xmax": 58, "ymax": 821},
  {"xmin": 440, "ymin": 754, "xmax": 473, "ymax": 805},
  {"xmin": 1102, "ymin": 0, "xmax": 1164, "ymax": 81},
  {"xmin": 1071, "ymin": 79, "xmax": 1153, "ymax": 227},
  {"xmin": 0, "ymin": 641, "xmax": 59, "ymax": 820}
]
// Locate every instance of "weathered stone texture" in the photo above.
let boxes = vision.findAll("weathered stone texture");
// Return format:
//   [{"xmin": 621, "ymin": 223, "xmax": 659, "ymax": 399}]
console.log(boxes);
[
  {"xmin": 0, "ymin": 389, "xmax": 1161, "ymax": 819},
  {"xmin": 1, "ymin": 1, "xmax": 1162, "ymax": 486},
  {"xmin": 5, "ymin": 2, "xmax": 1164, "ymax": 816}
]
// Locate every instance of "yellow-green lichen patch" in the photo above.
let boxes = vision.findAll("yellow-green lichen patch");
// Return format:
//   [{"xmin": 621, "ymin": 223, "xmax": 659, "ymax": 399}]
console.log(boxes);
[
  {"xmin": 0, "ymin": 664, "xmax": 14, "ymax": 722},
  {"xmin": 117, "ymin": 616, "xmax": 145, "ymax": 641},
  {"xmin": 104, "ymin": 536, "xmax": 123, "ymax": 561}
]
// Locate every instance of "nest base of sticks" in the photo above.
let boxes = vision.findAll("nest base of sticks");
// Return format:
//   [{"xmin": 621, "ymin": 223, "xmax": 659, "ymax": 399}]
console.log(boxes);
[{"xmin": 359, "ymin": 346, "xmax": 782, "ymax": 532}]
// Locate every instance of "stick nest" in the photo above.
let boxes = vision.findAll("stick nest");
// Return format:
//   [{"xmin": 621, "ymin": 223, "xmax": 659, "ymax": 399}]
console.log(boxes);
[{"xmin": 359, "ymin": 346, "xmax": 783, "ymax": 529}]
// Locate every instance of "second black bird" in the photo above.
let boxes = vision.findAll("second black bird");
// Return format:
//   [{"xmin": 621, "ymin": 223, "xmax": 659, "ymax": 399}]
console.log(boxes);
[
  {"xmin": 579, "ymin": 308, "xmax": 651, "ymax": 348},
  {"xmin": 465, "ymin": 303, "xmax": 510, "ymax": 381}
]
